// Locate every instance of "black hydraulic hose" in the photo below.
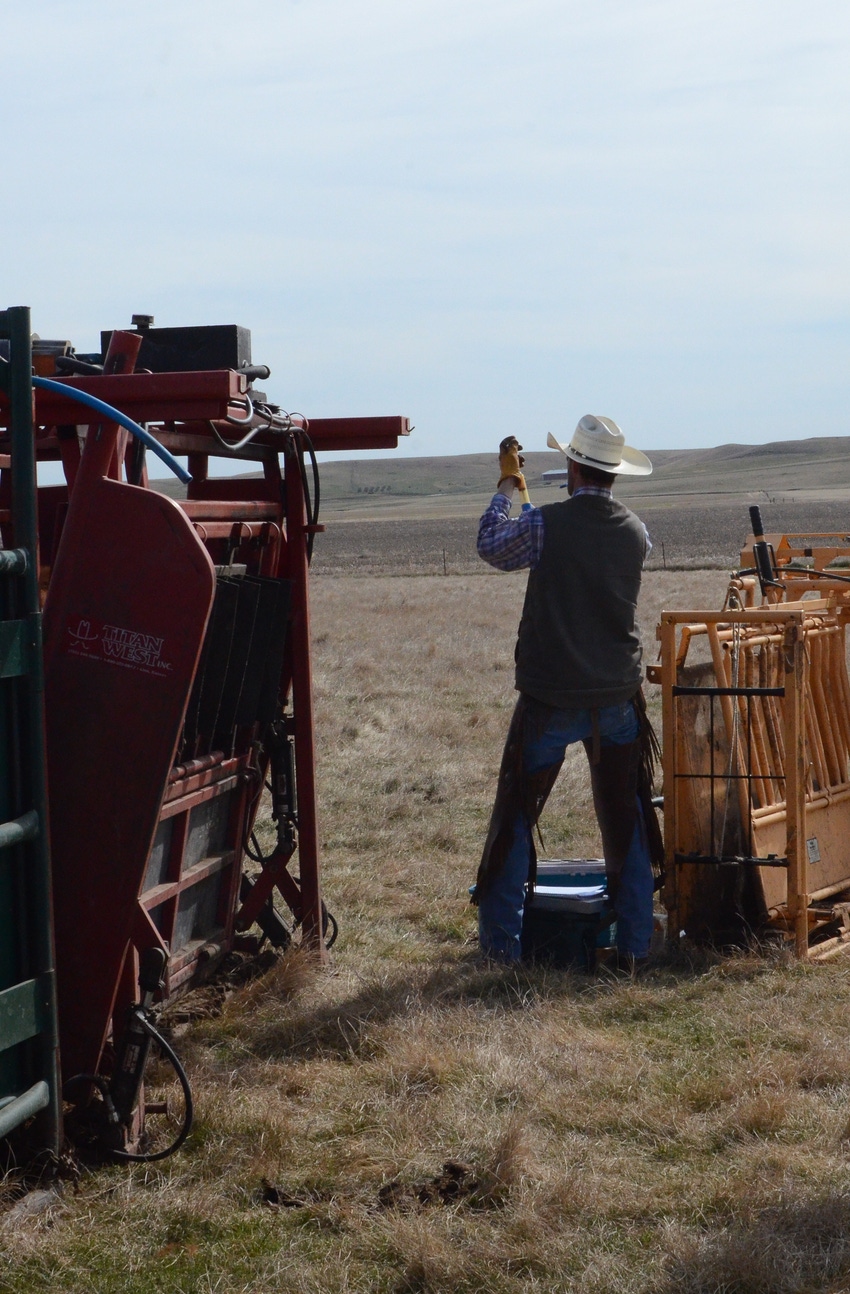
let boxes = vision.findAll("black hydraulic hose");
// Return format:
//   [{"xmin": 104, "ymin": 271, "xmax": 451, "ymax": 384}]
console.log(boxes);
[
  {"xmin": 323, "ymin": 907, "xmax": 339, "ymax": 949},
  {"xmin": 65, "ymin": 1017, "xmax": 193, "ymax": 1164},
  {"xmin": 109, "ymin": 1015, "xmax": 194, "ymax": 1163},
  {"xmin": 306, "ymin": 432, "xmax": 320, "ymax": 528},
  {"xmin": 288, "ymin": 900, "xmax": 339, "ymax": 950},
  {"xmin": 792, "ymin": 568, "xmax": 850, "ymax": 586},
  {"xmin": 245, "ymin": 828, "xmax": 273, "ymax": 864},
  {"xmin": 738, "ymin": 565, "xmax": 850, "ymax": 588},
  {"xmin": 293, "ymin": 427, "xmax": 320, "ymax": 563},
  {"xmin": 63, "ymin": 1071, "xmax": 114, "ymax": 1109}
]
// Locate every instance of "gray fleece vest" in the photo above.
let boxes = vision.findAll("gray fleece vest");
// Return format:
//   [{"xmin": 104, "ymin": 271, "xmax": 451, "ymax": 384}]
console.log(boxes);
[{"xmin": 514, "ymin": 493, "xmax": 646, "ymax": 709}]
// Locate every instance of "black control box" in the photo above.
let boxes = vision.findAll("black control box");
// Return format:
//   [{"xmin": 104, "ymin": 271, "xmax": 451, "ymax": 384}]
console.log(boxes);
[{"xmin": 100, "ymin": 324, "xmax": 252, "ymax": 373}]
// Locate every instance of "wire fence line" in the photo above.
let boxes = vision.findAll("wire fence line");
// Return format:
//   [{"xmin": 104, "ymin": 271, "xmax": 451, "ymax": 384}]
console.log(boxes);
[{"xmin": 311, "ymin": 501, "xmax": 850, "ymax": 578}]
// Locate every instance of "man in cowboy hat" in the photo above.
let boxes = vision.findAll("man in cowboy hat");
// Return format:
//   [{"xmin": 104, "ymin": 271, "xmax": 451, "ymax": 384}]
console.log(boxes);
[{"xmin": 473, "ymin": 415, "xmax": 662, "ymax": 968}]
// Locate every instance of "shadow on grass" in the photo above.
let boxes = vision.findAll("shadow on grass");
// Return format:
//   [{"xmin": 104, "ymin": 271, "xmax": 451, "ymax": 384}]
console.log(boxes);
[
  {"xmin": 660, "ymin": 1190, "xmax": 850, "ymax": 1294},
  {"xmin": 205, "ymin": 943, "xmax": 774, "ymax": 1063}
]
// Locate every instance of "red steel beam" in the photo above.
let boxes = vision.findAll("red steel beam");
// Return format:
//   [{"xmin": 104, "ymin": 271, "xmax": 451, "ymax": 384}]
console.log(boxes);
[
  {"xmin": 178, "ymin": 499, "xmax": 279, "ymax": 521},
  {"xmin": 305, "ymin": 416, "xmax": 411, "ymax": 451},
  {"xmin": 158, "ymin": 415, "xmax": 411, "ymax": 458},
  {"xmin": 0, "ymin": 370, "xmax": 249, "ymax": 430},
  {"xmin": 1, "ymin": 376, "xmax": 410, "ymax": 455}
]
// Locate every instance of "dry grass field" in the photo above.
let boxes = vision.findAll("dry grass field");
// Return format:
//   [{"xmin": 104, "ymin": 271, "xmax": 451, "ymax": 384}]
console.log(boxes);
[{"xmin": 6, "ymin": 565, "xmax": 850, "ymax": 1293}]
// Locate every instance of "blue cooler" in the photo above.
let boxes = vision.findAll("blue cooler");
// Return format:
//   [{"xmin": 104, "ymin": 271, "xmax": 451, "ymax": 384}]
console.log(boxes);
[{"xmin": 521, "ymin": 859, "xmax": 615, "ymax": 970}]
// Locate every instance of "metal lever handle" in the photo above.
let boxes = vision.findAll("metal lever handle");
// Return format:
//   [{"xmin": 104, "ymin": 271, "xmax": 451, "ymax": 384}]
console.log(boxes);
[
  {"xmin": 240, "ymin": 364, "xmax": 271, "ymax": 382},
  {"xmin": 748, "ymin": 504, "xmax": 778, "ymax": 592}
]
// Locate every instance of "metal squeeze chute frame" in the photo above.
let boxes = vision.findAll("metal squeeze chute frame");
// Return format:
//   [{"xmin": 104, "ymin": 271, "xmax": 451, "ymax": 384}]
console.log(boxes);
[
  {"xmin": 0, "ymin": 318, "xmax": 409, "ymax": 1150},
  {"xmin": 656, "ymin": 526, "xmax": 850, "ymax": 960}
]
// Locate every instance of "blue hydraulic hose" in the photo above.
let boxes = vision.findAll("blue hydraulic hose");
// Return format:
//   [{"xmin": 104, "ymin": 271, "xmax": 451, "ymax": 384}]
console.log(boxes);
[{"xmin": 32, "ymin": 376, "xmax": 192, "ymax": 484}]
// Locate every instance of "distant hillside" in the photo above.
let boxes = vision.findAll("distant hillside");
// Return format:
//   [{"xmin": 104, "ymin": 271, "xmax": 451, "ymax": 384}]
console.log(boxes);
[
  {"xmin": 294, "ymin": 437, "xmax": 848, "ymax": 512},
  {"xmin": 154, "ymin": 436, "xmax": 850, "ymax": 520},
  {"xmin": 301, "ymin": 437, "xmax": 850, "ymax": 512}
]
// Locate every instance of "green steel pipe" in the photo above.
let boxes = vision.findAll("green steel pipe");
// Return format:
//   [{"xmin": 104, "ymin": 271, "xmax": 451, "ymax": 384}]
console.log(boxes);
[
  {"xmin": 0, "ymin": 1080, "xmax": 49, "ymax": 1138},
  {"xmin": 0, "ymin": 809, "xmax": 39, "ymax": 850},
  {"xmin": 0, "ymin": 550, "xmax": 28, "ymax": 577},
  {"xmin": 3, "ymin": 306, "xmax": 61, "ymax": 1153}
]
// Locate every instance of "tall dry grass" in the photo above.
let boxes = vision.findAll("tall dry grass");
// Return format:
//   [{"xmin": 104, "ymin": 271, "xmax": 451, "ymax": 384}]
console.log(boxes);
[{"xmin": 8, "ymin": 568, "xmax": 850, "ymax": 1294}]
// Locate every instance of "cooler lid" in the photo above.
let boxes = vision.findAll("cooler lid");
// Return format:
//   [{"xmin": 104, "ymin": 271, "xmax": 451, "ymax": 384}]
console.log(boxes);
[{"xmin": 536, "ymin": 859, "xmax": 606, "ymax": 876}]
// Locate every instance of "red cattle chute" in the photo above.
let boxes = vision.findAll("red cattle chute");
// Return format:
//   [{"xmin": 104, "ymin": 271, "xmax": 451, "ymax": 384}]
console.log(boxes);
[{"xmin": 0, "ymin": 325, "xmax": 410, "ymax": 1151}]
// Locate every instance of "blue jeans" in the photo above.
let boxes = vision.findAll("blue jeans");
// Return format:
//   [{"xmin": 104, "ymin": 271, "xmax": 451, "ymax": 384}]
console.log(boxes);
[{"xmin": 478, "ymin": 700, "xmax": 654, "ymax": 962}]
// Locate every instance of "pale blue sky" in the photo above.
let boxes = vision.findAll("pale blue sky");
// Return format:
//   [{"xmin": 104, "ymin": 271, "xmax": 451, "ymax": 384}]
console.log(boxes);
[{"xmin": 2, "ymin": 0, "xmax": 848, "ymax": 462}]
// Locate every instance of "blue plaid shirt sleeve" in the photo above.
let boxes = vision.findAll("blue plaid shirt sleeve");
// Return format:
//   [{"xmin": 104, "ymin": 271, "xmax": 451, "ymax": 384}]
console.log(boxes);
[
  {"xmin": 477, "ymin": 493, "xmax": 545, "ymax": 571},
  {"xmin": 477, "ymin": 488, "xmax": 651, "ymax": 569}
]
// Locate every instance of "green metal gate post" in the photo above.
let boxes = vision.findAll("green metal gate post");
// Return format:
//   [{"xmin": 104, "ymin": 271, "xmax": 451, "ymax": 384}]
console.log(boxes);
[{"xmin": 0, "ymin": 306, "xmax": 60, "ymax": 1154}]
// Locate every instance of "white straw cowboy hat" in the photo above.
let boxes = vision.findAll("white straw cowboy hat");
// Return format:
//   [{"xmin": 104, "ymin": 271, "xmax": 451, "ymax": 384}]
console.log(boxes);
[{"xmin": 547, "ymin": 415, "xmax": 652, "ymax": 477}]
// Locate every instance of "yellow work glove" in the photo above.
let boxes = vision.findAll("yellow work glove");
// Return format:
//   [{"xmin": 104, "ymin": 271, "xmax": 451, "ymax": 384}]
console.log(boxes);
[{"xmin": 498, "ymin": 436, "xmax": 527, "ymax": 491}]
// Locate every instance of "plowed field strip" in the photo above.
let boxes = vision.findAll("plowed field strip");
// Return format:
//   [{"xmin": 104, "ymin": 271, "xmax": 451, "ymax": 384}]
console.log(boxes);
[{"xmin": 312, "ymin": 501, "xmax": 850, "ymax": 575}]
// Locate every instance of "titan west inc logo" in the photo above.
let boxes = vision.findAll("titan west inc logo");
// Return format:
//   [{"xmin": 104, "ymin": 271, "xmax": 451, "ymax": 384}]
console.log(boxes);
[{"xmin": 65, "ymin": 617, "xmax": 172, "ymax": 677}]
